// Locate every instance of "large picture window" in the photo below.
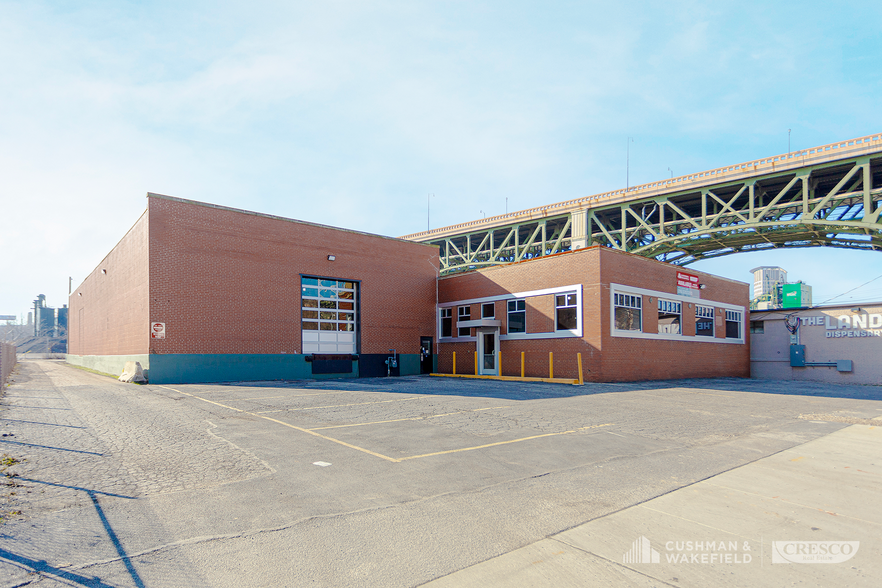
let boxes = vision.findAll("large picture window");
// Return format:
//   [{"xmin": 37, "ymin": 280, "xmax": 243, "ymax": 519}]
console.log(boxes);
[
  {"xmin": 555, "ymin": 293, "xmax": 578, "ymax": 331},
  {"xmin": 458, "ymin": 306, "xmax": 471, "ymax": 337},
  {"xmin": 301, "ymin": 277, "xmax": 357, "ymax": 353},
  {"xmin": 507, "ymin": 299, "xmax": 526, "ymax": 334},
  {"xmin": 614, "ymin": 293, "xmax": 641, "ymax": 331},
  {"xmin": 726, "ymin": 310, "xmax": 742, "ymax": 339},
  {"xmin": 695, "ymin": 305, "xmax": 714, "ymax": 337},
  {"xmin": 658, "ymin": 299, "xmax": 681, "ymax": 335}
]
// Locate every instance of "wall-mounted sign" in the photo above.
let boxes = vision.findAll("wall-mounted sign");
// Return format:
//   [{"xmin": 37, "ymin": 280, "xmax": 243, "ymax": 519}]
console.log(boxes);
[
  {"xmin": 676, "ymin": 271, "xmax": 700, "ymax": 298},
  {"xmin": 151, "ymin": 322, "xmax": 166, "ymax": 339},
  {"xmin": 798, "ymin": 314, "xmax": 882, "ymax": 339}
]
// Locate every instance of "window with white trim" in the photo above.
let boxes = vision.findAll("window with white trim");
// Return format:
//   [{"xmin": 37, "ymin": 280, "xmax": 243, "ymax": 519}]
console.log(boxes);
[
  {"xmin": 507, "ymin": 299, "xmax": 525, "ymax": 333},
  {"xmin": 695, "ymin": 305, "xmax": 714, "ymax": 337},
  {"xmin": 482, "ymin": 302, "xmax": 495, "ymax": 319},
  {"xmin": 658, "ymin": 299, "xmax": 681, "ymax": 335},
  {"xmin": 555, "ymin": 293, "xmax": 578, "ymax": 331},
  {"xmin": 440, "ymin": 308, "xmax": 452, "ymax": 338},
  {"xmin": 725, "ymin": 310, "xmax": 742, "ymax": 339},
  {"xmin": 301, "ymin": 277, "xmax": 357, "ymax": 353},
  {"xmin": 614, "ymin": 293, "xmax": 641, "ymax": 331},
  {"xmin": 458, "ymin": 306, "xmax": 471, "ymax": 337}
]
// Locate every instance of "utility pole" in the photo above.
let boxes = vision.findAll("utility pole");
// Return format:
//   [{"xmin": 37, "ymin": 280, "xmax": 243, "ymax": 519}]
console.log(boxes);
[
  {"xmin": 626, "ymin": 137, "xmax": 634, "ymax": 190},
  {"xmin": 427, "ymin": 194, "xmax": 434, "ymax": 232}
]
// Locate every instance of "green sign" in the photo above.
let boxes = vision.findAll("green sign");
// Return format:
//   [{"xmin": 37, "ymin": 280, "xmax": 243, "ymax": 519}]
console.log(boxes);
[{"xmin": 782, "ymin": 284, "xmax": 803, "ymax": 309}]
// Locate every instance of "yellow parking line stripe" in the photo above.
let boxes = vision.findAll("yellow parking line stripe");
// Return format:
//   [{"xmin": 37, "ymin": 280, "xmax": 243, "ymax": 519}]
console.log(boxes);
[
  {"xmin": 309, "ymin": 406, "xmax": 507, "ymax": 431},
  {"xmin": 287, "ymin": 397, "xmax": 422, "ymax": 411},
  {"xmin": 398, "ymin": 423, "xmax": 613, "ymax": 461},
  {"xmin": 157, "ymin": 385, "xmax": 400, "ymax": 462}
]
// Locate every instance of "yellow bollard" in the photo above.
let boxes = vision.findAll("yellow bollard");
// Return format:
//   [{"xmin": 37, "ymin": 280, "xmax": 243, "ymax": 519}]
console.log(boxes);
[
  {"xmin": 474, "ymin": 351, "xmax": 479, "ymax": 375},
  {"xmin": 577, "ymin": 353, "xmax": 584, "ymax": 385},
  {"xmin": 452, "ymin": 351, "xmax": 456, "ymax": 375},
  {"xmin": 521, "ymin": 351, "xmax": 525, "ymax": 378},
  {"xmin": 549, "ymin": 351, "xmax": 554, "ymax": 379}
]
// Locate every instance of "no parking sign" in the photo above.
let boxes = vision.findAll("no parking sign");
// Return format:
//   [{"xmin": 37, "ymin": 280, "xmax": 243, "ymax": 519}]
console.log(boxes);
[{"xmin": 151, "ymin": 322, "xmax": 166, "ymax": 339}]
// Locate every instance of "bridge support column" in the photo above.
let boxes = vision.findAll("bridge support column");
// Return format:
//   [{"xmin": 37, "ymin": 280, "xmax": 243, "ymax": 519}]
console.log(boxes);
[{"xmin": 571, "ymin": 209, "xmax": 588, "ymax": 249}]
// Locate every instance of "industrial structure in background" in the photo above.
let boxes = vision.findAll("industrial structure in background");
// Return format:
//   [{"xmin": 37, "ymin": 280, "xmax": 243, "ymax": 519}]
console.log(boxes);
[
  {"xmin": 33, "ymin": 294, "xmax": 68, "ymax": 338},
  {"xmin": 0, "ymin": 296, "xmax": 68, "ymax": 353},
  {"xmin": 749, "ymin": 266, "xmax": 812, "ymax": 310}
]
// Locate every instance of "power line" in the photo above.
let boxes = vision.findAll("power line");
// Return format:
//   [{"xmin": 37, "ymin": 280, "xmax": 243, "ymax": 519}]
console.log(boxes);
[{"xmin": 813, "ymin": 272, "xmax": 882, "ymax": 307}]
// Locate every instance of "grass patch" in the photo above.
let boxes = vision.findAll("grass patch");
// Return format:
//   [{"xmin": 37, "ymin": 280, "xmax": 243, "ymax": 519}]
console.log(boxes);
[{"xmin": 65, "ymin": 363, "xmax": 119, "ymax": 379}]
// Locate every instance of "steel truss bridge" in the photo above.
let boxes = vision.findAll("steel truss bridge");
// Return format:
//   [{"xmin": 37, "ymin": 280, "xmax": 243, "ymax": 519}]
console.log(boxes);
[{"xmin": 401, "ymin": 133, "xmax": 882, "ymax": 275}]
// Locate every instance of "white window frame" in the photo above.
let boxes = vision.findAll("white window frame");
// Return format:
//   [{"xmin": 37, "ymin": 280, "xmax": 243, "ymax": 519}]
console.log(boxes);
[
  {"xmin": 725, "ymin": 310, "xmax": 743, "ymax": 339},
  {"xmin": 439, "ymin": 307, "xmax": 452, "ymax": 339},
  {"xmin": 695, "ymin": 305, "xmax": 714, "ymax": 337},
  {"xmin": 609, "ymin": 283, "xmax": 745, "ymax": 344},
  {"xmin": 438, "ymin": 284, "xmax": 582, "ymax": 341},
  {"xmin": 657, "ymin": 299, "xmax": 682, "ymax": 335},
  {"xmin": 554, "ymin": 292, "xmax": 579, "ymax": 332},
  {"xmin": 457, "ymin": 306, "xmax": 471, "ymax": 337},
  {"xmin": 613, "ymin": 293, "xmax": 642, "ymax": 332},
  {"xmin": 507, "ymin": 299, "xmax": 526, "ymax": 334}
]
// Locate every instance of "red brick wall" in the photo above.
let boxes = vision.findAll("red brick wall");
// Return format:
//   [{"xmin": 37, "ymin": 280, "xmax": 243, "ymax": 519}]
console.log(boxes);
[
  {"xmin": 438, "ymin": 246, "xmax": 750, "ymax": 381},
  {"xmin": 597, "ymin": 247, "xmax": 750, "ymax": 381},
  {"xmin": 526, "ymin": 295, "xmax": 554, "ymax": 333},
  {"xmin": 69, "ymin": 211, "xmax": 150, "ymax": 356},
  {"xmin": 146, "ymin": 196, "xmax": 438, "ymax": 355},
  {"xmin": 438, "ymin": 248, "xmax": 601, "ymax": 379}
]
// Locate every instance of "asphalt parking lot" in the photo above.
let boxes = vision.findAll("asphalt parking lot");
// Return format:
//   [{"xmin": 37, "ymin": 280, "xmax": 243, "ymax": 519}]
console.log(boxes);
[{"xmin": 1, "ymin": 360, "xmax": 880, "ymax": 587}]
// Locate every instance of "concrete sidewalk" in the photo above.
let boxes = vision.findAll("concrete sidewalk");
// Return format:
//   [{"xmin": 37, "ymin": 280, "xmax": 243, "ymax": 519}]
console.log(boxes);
[{"xmin": 423, "ymin": 424, "xmax": 881, "ymax": 587}]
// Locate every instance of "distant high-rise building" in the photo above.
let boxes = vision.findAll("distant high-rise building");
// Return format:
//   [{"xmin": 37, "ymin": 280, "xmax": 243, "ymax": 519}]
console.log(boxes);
[{"xmin": 750, "ymin": 266, "xmax": 787, "ymax": 309}]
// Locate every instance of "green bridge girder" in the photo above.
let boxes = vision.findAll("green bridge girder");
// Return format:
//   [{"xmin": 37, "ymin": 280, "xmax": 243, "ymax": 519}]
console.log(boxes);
[{"xmin": 402, "ymin": 134, "xmax": 882, "ymax": 274}]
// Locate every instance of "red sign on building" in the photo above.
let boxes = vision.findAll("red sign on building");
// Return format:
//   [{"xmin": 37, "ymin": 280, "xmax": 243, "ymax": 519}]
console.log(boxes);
[{"xmin": 677, "ymin": 271, "xmax": 700, "ymax": 297}]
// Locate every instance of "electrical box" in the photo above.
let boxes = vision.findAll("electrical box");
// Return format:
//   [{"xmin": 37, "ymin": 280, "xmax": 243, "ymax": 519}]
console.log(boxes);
[
  {"xmin": 790, "ymin": 345, "xmax": 806, "ymax": 367},
  {"xmin": 837, "ymin": 360, "xmax": 853, "ymax": 373}
]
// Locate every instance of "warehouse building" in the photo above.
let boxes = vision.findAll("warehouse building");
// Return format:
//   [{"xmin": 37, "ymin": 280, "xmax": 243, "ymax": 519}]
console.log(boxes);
[
  {"xmin": 750, "ymin": 303, "xmax": 882, "ymax": 385},
  {"xmin": 68, "ymin": 194, "xmax": 439, "ymax": 383},
  {"xmin": 68, "ymin": 194, "xmax": 750, "ymax": 384}
]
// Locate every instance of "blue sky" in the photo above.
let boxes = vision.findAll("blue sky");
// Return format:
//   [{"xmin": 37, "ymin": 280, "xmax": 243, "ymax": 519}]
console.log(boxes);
[{"xmin": 2, "ymin": 1, "xmax": 882, "ymax": 319}]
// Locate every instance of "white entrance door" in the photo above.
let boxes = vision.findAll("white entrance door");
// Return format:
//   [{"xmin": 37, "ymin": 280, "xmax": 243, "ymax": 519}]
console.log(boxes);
[{"xmin": 477, "ymin": 328, "xmax": 499, "ymax": 376}]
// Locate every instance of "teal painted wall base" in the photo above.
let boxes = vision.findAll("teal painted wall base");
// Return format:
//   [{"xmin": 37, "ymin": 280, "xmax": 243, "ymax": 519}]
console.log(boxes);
[{"xmin": 68, "ymin": 353, "xmax": 430, "ymax": 384}]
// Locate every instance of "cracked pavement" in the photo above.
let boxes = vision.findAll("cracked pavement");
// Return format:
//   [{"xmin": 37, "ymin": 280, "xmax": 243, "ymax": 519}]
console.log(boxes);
[{"xmin": 1, "ymin": 360, "xmax": 880, "ymax": 587}]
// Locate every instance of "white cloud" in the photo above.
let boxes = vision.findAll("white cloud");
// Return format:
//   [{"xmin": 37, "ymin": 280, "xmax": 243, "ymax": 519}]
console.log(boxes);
[{"xmin": 1, "ymin": 0, "xmax": 881, "ymax": 315}]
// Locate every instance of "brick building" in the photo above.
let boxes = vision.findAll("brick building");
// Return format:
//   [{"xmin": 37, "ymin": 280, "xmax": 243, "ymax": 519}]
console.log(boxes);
[
  {"xmin": 68, "ymin": 194, "xmax": 439, "ymax": 383},
  {"xmin": 437, "ymin": 247, "xmax": 750, "ymax": 382},
  {"xmin": 69, "ymin": 194, "xmax": 750, "ymax": 384}
]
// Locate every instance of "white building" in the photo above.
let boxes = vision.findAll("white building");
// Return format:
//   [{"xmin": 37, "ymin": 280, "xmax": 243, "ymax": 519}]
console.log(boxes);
[
  {"xmin": 749, "ymin": 302, "xmax": 882, "ymax": 385},
  {"xmin": 750, "ymin": 266, "xmax": 790, "ymax": 310}
]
